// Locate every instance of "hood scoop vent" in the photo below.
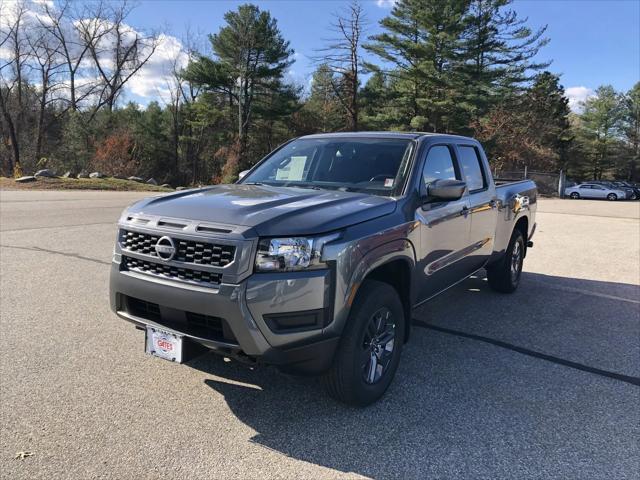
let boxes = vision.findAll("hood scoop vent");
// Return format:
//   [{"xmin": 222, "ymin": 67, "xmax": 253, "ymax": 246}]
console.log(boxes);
[
  {"xmin": 158, "ymin": 220, "xmax": 188, "ymax": 229},
  {"xmin": 196, "ymin": 225, "xmax": 233, "ymax": 234}
]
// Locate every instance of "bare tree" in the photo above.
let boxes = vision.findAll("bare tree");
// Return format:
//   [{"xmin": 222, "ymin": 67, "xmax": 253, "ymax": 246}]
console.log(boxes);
[
  {"xmin": 164, "ymin": 30, "xmax": 202, "ymax": 180},
  {"xmin": 0, "ymin": 0, "xmax": 29, "ymax": 174},
  {"xmin": 26, "ymin": 19, "xmax": 67, "ymax": 163},
  {"xmin": 314, "ymin": 0, "xmax": 367, "ymax": 131},
  {"xmin": 77, "ymin": 1, "xmax": 160, "ymax": 119},
  {"xmin": 39, "ymin": 0, "xmax": 109, "ymax": 111}
]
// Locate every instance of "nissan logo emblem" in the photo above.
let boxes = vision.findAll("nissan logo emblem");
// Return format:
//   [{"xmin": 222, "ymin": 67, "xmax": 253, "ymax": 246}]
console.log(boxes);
[{"xmin": 155, "ymin": 236, "xmax": 176, "ymax": 261}]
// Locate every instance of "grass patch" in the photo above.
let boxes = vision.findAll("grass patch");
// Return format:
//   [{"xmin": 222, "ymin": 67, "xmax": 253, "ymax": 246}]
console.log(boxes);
[{"xmin": 0, "ymin": 176, "xmax": 174, "ymax": 192}]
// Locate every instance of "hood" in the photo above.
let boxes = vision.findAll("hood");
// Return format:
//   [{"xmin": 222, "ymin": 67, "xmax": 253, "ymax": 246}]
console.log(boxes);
[{"xmin": 128, "ymin": 184, "xmax": 397, "ymax": 236}]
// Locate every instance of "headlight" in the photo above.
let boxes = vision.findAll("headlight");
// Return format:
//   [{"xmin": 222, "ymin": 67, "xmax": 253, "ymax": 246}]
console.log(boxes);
[{"xmin": 255, "ymin": 234, "xmax": 340, "ymax": 272}]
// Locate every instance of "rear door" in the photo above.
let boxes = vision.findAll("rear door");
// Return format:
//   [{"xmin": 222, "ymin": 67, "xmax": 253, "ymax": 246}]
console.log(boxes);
[
  {"xmin": 456, "ymin": 144, "xmax": 497, "ymax": 270},
  {"xmin": 591, "ymin": 185, "xmax": 608, "ymax": 198},
  {"xmin": 414, "ymin": 144, "xmax": 471, "ymax": 302}
]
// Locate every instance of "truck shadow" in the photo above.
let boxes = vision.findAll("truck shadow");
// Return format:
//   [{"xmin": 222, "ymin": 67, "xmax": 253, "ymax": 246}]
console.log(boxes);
[{"xmin": 190, "ymin": 271, "xmax": 639, "ymax": 479}]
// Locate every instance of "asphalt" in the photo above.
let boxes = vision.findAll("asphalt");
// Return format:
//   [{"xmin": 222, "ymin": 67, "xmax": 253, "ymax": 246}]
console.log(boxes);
[{"xmin": 1, "ymin": 191, "xmax": 639, "ymax": 479}]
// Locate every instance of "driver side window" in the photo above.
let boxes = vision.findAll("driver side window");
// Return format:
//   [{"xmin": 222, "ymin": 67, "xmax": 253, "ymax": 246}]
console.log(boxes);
[{"xmin": 423, "ymin": 145, "xmax": 458, "ymax": 185}]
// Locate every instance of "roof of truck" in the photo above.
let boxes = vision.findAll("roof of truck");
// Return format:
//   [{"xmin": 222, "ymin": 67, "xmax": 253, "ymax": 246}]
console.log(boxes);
[{"xmin": 299, "ymin": 131, "xmax": 475, "ymax": 142}]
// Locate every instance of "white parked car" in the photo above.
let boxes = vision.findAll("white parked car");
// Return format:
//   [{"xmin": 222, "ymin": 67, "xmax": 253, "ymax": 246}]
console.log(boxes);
[{"xmin": 565, "ymin": 183, "xmax": 627, "ymax": 201}]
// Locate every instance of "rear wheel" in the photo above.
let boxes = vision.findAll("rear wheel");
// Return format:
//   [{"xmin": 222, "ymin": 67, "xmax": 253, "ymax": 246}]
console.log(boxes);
[
  {"xmin": 570, "ymin": 192, "xmax": 580, "ymax": 199},
  {"xmin": 486, "ymin": 229, "xmax": 525, "ymax": 293},
  {"xmin": 607, "ymin": 193, "xmax": 618, "ymax": 201},
  {"xmin": 323, "ymin": 280, "xmax": 404, "ymax": 407}
]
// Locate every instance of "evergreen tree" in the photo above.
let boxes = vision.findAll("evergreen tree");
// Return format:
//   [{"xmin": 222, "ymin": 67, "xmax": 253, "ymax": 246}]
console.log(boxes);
[
  {"xmin": 460, "ymin": 0, "xmax": 549, "ymax": 119},
  {"xmin": 136, "ymin": 102, "xmax": 172, "ymax": 181},
  {"xmin": 621, "ymin": 82, "xmax": 640, "ymax": 180},
  {"xmin": 522, "ymin": 72, "xmax": 573, "ymax": 168},
  {"xmin": 578, "ymin": 85, "xmax": 624, "ymax": 179},
  {"xmin": 183, "ymin": 3, "xmax": 294, "ymax": 172},
  {"xmin": 58, "ymin": 110, "xmax": 91, "ymax": 174},
  {"xmin": 364, "ymin": 0, "xmax": 432, "ymax": 130},
  {"xmin": 473, "ymin": 72, "xmax": 572, "ymax": 174},
  {"xmin": 303, "ymin": 65, "xmax": 343, "ymax": 132}
]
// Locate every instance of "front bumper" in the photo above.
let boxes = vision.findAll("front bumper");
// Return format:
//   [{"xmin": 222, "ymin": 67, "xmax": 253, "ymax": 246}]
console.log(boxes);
[{"xmin": 110, "ymin": 260, "xmax": 339, "ymax": 374}]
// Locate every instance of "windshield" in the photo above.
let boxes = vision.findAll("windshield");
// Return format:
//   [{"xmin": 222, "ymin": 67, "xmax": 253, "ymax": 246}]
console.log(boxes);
[{"xmin": 241, "ymin": 137, "xmax": 415, "ymax": 196}]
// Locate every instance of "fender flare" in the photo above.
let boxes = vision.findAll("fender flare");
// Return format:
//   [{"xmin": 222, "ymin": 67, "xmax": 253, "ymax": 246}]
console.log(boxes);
[{"xmin": 341, "ymin": 239, "xmax": 416, "ymax": 341}]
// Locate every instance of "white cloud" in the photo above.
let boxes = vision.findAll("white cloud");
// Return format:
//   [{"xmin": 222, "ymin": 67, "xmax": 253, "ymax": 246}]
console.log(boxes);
[
  {"xmin": 566, "ymin": 86, "xmax": 595, "ymax": 113},
  {"xmin": 1, "ymin": 0, "xmax": 189, "ymax": 106},
  {"xmin": 376, "ymin": 0, "xmax": 397, "ymax": 7},
  {"xmin": 126, "ymin": 33, "xmax": 189, "ymax": 102},
  {"xmin": 1, "ymin": 0, "xmax": 53, "ymax": 31}
]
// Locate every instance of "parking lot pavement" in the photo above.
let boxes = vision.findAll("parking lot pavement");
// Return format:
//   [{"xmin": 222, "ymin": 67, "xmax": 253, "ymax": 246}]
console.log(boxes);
[{"xmin": 1, "ymin": 191, "xmax": 638, "ymax": 479}]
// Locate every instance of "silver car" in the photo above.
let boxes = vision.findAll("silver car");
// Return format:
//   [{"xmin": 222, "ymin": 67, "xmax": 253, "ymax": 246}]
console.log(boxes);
[{"xmin": 565, "ymin": 183, "xmax": 627, "ymax": 200}]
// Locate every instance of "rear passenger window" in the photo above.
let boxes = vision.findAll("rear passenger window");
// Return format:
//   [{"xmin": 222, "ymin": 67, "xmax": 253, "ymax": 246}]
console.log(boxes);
[
  {"xmin": 423, "ymin": 146, "xmax": 458, "ymax": 184},
  {"xmin": 457, "ymin": 146, "xmax": 486, "ymax": 192}
]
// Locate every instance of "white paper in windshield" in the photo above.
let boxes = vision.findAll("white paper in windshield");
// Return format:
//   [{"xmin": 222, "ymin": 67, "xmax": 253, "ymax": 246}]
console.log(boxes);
[{"xmin": 276, "ymin": 156, "xmax": 307, "ymax": 181}]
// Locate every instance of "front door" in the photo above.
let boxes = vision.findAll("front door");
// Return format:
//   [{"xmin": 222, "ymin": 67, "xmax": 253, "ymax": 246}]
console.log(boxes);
[{"xmin": 415, "ymin": 145, "xmax": 472, "ymax": 303}]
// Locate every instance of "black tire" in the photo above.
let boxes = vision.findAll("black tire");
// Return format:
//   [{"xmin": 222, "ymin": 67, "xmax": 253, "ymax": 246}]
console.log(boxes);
[
  {"xmin": 486, "ymin": 229, "xmax": 525, "ymax": 293},
  {"xmin": 607, "ymin": 193, "xmax": 617, "ymax": 201},
  {"xmin": 570, "ymin": 192, "xmax": 580, "ymax": 199},
  {"xmin": 323, "ymin": 280, "xmax": 405, "ymax": 407}
]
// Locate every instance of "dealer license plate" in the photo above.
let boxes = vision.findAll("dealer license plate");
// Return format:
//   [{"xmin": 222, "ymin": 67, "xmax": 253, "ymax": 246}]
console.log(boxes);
[{"xmin": 145, "ymin": 327, "xmax": 183, "ymax": 363}]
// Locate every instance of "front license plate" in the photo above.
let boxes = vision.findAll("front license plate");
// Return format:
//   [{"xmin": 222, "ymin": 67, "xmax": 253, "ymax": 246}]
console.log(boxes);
[{"xmin": 145, "ymin": 327, "xmax": 183, "ymax": 363}]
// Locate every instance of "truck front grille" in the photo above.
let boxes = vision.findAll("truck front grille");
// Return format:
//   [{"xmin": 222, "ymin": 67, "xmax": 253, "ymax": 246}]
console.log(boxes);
[
  {"xmin": 122, "ymin": 256, "xmax": 222, "ymax": 286},
  {"xmin": 120, "ymin": 230, "xmax": 235, "ymax": 267}
]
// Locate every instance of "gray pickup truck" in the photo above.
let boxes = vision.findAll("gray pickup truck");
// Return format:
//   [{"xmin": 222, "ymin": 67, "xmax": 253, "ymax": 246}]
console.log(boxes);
[{"xmin": 110, "ymin": 132, "xmax": 536, "ymax": 406}]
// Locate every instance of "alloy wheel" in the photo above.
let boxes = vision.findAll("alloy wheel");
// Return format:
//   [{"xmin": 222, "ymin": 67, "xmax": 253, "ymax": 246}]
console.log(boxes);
[
  {"xmin": 361, "ymin": 307, "xmax": 396, "ymax": 385},
  {"xmin": 510, "ymin": 240, "xmax": 523, "ymax": 283}
]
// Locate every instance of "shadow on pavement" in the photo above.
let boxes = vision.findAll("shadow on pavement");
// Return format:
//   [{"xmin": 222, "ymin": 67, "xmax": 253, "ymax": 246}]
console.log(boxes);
[{"xmin": 188, "ymin": 271, "xmax": 639, "ymax": 479}]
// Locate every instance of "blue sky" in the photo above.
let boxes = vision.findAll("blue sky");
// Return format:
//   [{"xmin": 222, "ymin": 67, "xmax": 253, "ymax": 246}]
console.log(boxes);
[{"xmin": 126, "ymin": 0, "xmax": 640, "ymax": 110}]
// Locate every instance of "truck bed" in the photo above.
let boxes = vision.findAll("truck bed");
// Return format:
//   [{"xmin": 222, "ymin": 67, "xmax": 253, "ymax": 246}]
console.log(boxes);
[{"xmin": 491, "ymin": 179, "xmax": 537, "ymax": 258}]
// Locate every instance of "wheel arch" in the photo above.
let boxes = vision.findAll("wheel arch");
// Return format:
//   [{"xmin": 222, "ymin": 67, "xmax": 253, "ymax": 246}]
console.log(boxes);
[
  {"xmin": 345, "ymin": 240, "xmax": 416, "ymax": 344},
  {"xmin": 514, "ymin": 215, "xmax": 529, "ymax": 257}
]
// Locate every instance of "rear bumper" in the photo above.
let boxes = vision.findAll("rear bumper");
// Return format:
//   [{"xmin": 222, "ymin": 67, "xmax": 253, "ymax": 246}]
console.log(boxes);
[{"xmin": 110, "ymin": 260, "xmax": 339, "ymax": 374}]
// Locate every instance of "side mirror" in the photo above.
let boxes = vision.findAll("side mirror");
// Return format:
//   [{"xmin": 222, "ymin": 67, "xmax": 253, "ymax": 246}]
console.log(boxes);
[
  {"xmin": 238, "ymin": 169, "xmax": 249, "ymax": 180},
  {"xmin": 426, "ymin": 178, "xmax": 467, "ymax": 201}
]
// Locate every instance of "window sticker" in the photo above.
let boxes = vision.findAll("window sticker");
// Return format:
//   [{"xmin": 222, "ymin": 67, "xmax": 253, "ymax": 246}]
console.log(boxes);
[
  {"xmin": 384, "ymin": 178, "xmax": 394, "ymax": 188},
  {"xmin": 276, "ymin": 156, "xmax": 307, "ymax": 181}
]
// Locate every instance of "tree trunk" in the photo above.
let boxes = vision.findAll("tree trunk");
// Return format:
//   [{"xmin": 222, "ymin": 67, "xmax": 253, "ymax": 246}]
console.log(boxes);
[{"xmin": 0, "ymin": 94, "xmax": 20, "ymax": 175}]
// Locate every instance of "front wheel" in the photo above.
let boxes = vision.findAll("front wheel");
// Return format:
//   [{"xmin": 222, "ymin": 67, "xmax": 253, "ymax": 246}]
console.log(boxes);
[
  {"xmin": 607, "ymin": 193, "xmax": 618, "ymax": 201},
  {"xmin": 486, "ymin": 229, "xmax": 525, "ymax": 293},
  {"xmin": 323, "ymin": 280, "xmax": 405, "ymax": 407},
  {"xmin": 570, "ymin": 192, "xmax": 580, "ymax": 199}
]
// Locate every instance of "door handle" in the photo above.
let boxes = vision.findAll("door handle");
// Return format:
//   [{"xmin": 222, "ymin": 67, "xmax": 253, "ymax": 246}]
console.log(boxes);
[
  {"xmin": 489, "ymin": 199, "xmax": 498, "ymax": 209},
  {"xmin": 460, "ymin": 206, "xmax": 469, "ymax": 216}
]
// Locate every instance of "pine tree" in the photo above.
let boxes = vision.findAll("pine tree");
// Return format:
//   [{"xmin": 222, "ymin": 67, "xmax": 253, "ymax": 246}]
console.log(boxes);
[
  {"xmin": 523, "ymin": 72, "xmax": 573, "ymax": 168},
  {"xmin": 578, "ymin": 86, "xmax": 624, "ymax": 179},
  {"xmin": 183, "ymin": 4, "xmax": 293, "ymax": 172},
  {"xmin": 473, "ymin": 72, "xmax": 572, "ymax": 173},
  {"xmin": 304, "ymin": 65, "xmax": 343, "ymax": 132},
  {"xmin": 364, "ymin": 0, "xmax": 432, "ymax": 130},
  {"xmin": 621, "ymin": 82, "xmax": 640, "ymax": 180},
  {"xmin": 460, "ymin": 0, "xmax": 549, "ymax": 120}
]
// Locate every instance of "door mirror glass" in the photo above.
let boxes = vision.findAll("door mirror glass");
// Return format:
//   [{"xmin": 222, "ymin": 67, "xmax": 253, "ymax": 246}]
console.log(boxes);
[{"xmin": 427, "ymin": 178, "xmax": 467, "ymax": 201}]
